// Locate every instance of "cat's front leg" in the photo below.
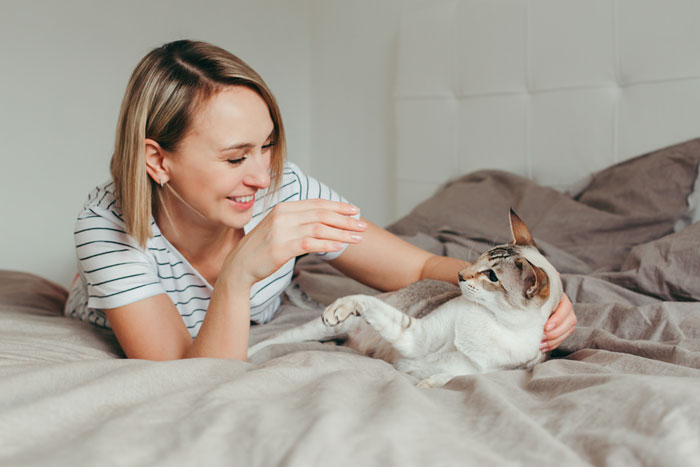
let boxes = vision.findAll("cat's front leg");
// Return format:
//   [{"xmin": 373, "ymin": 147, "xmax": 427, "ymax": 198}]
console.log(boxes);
[
  {"xmin": 323, "ymin": 295, "xmax": 428, "ymax": 359},
  {"xmin": 323, "ymin": 295, "xmax": 407, "ymax": 331}
]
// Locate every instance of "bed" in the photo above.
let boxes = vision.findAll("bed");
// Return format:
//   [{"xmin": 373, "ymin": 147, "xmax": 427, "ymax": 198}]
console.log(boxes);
[{"xmin": 3, "ymin": 1, "xmax": 700, "ymax": 465}]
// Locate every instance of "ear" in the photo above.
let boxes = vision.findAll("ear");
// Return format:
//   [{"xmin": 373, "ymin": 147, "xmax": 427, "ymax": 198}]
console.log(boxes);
[
  {"xmin": 144, "ymin": 138, "xmax": 170, "ymax": 185},
  {"xmin": 518, "ymin": 259, "xmax": 550, "ymax": 299},
  {"xmin": 509, "ymin": 208, "xmax": 537, "ymax": 247}
]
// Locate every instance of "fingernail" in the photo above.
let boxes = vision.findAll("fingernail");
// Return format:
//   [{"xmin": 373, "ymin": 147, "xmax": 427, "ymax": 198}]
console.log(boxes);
[
  {"xmin": 540, "ymin": 343, "xmax": 549, "ymax": 351},
  {"xmin": 357, "ymin": 221, "xmax": 368, "ymax": 229},
  {"xmin": 333, "ymin": 242, "xmax": 344, "ymax": 250},
  {"xmin": 351, "ymin": 235, "xmax": 363, "ymax": 242},
  {"xmin": 546, "ymin": 322, "xmax": 555, "ymax": 331},
  {"xmin": 349, "ymin": 205, "xmax": 360, "ymax": 213}
]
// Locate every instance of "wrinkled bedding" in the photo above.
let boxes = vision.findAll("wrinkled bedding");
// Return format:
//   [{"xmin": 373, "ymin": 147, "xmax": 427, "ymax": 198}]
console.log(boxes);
[{"xmin": 2, "ymin": 139, "xmax": 700, "ymax": 466}]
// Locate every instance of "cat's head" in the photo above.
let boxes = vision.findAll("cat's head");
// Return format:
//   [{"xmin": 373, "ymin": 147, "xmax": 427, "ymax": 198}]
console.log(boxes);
[{"xmin": 457, "ymin": 210, "xmax": 563, "ymax": 319}]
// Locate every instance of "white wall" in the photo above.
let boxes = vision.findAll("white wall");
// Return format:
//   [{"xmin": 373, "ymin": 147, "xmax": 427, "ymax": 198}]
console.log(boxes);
[
  {"xmin": 0, "ymin": 0, "xmax": 403, "ymax": 289},
  {"xmin": 0, "ymin": 0, "xmax": 312, "ymax": 288},
  {"xmin": 308, "ymin": 0, "xmax": 404, "ymax": 226}
]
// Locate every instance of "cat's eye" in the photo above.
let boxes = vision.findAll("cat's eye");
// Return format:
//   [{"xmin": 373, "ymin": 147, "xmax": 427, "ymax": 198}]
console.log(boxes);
[{"xmin": 484, "ymin": 270, "xmax": 498, "ymax": 282}]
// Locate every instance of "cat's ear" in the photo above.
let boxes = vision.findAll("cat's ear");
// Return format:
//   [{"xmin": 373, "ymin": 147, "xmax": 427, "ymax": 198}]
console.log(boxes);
[
  {"xmin": 509, "ymin": 208, "xmax": 537, "ymax": 247},
  {"xmin": 518, "ymin": 259, "xmax": 550, "ymax": 299}
]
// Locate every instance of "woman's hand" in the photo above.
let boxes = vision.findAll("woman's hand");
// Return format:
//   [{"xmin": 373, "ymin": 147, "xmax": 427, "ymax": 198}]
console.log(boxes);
[
  {"xmin": 221, "ymin": 199, "xmax": 367, "ymax": 288},
  {"xmin": 541, "ymin": 293, "xmax": 577, "ymax": 351}
]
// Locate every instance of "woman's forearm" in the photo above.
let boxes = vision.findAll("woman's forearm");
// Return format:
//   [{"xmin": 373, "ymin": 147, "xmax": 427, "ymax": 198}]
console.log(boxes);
[
  {"xmin": 420, "ymin": 255, "xmax": 469, "ymax": 285},
  {"xmin": 330, "ymin": 222, "xmax": 471, "ymax": 291},
  {"xmin": 184, "ymin": 280, "xmax": 251, "ymax": 360}
]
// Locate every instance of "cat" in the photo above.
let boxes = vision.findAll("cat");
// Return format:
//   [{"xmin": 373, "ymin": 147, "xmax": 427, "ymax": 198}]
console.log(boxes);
[{"xmin": 247, "ymin": 210, "xmax": 563, "ymax": 388}]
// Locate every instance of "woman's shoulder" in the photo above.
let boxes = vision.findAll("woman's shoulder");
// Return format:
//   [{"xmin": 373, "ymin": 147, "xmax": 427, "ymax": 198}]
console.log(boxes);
[
  {"xmin": 75, "ymin": 180, "xmax": 125, "ymax": 228},
  {"xmin": 72, "ymin": 180, "xmax": 162, "ymax": 271},
  {"xmin": 71, "ymin": 180, "xmax": 155, "ymax": 255}
]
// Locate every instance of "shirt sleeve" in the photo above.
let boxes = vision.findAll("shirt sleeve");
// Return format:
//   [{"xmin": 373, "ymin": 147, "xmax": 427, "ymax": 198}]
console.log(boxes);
[
  {"xmin": 73, "ymin": 208, "xmax": 166, "ymax": 310},
  {"xmin": 286, "ymin": 162, "xmax": 361, "ymax": 261}
]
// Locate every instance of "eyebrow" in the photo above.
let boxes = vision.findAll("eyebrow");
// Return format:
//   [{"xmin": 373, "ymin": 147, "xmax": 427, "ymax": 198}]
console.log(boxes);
[{"xmin": 220, "ymin": 129, "xmax": 275, "ymax": 152}]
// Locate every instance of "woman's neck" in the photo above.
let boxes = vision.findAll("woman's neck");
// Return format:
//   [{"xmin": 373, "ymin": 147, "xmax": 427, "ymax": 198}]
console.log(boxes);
[{"xmin": 154, "ymin": 202, "xmax": 242, "ymax": 275}]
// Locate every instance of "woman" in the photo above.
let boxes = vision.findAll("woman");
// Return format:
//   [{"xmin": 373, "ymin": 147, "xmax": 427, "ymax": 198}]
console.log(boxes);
[{"xmin": 65, "ymin": 40, "xmax": 576, "ymax": 361}]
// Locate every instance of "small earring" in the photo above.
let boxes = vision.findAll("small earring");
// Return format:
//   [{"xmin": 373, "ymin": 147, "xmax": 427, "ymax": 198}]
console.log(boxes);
[{"xmin": 159, "ymin": 178, "xmax": 164, "ymax": 187}]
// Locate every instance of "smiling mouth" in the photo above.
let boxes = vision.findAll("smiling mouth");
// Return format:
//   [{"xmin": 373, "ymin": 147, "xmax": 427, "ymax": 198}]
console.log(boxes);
[{"xmin": 228, "ymin": 194, "xmax": 255, "ymax": 203}]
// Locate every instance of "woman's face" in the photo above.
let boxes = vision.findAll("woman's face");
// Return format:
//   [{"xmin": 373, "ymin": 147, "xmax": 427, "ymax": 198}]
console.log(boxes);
[{"xmin": 163, "ymin": 85, "xmax": 274, "ymax": 230}]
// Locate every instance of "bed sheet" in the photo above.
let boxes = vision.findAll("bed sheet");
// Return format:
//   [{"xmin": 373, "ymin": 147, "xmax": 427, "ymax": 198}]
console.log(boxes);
[{"xmin": 1, "ymin": 140, "xmax": 700, "ymax": 466}]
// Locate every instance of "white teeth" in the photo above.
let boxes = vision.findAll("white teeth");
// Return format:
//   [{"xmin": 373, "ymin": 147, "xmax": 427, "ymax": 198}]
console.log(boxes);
[{"xmin": 231, "ymin": 195, "xmax": 254, "ymax": 203}]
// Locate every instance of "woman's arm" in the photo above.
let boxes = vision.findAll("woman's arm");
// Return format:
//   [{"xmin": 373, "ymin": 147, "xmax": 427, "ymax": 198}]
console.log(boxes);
[
  {"xmin": 419, "ymin": 255, "xmax": 469, "ymax": 284},
  {"xmin": 329, "ymin": 220, "xmax": 439, "ymax": 290},
  {"xmin": 330, "ymin": 218, "xmax": 576, "ymax": 350},
  {"xmin": 329, "ymin": 219, "xmax": 466, "ymax": 290},
  {"xmin": 105, "ymin": 280, "xmax": 252, "ymax": 360},
  {"xmin": 106, "ymin": 199, "xmax": 366, "ymax": 361}
]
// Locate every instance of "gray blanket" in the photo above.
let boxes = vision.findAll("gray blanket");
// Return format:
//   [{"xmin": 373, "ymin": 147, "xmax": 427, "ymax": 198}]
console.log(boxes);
[{"xmin": 1, "ymin": 139, "xmax": 700, "ymax": 466}]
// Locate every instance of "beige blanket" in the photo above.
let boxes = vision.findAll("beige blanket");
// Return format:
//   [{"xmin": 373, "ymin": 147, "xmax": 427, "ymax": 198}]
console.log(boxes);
[{"xmin": 2, "ymin": 139, "xmax": 700, "ymax": 466}]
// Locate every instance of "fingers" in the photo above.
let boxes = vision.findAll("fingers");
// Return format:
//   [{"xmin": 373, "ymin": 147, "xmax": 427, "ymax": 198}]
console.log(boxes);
[
  {"xmin": 303, "ymin": 222, "xmax": 364, "ymax": 246},
  {"xmin": 540, "ymin": 293, "xmax": 577, "ymax": 351},
  {"xmin": 545, "ymin": 293, "xmax": 572, "ymax": 334},
  {"xmin": 280, "ymin": 198, "xmax": 360, "ymax": 217},
  {"xmin": 270, "ymin": 199, "xmax": 366, "ymax": 233},
  {"xmin": 248, "ymin": 200, "xmax": 368, "ymax": 262},
  {"xmin": 543, "ymin": 326, "xmax": 575, "ymax": 352},
  {"xmin": 291, "ymin": 215, "xmax": 365, "ymax": 256},
  {"xmin": 296, "ymin": 208, "xmax": 367, "ymax": 232},
  {"xmin": 296, "ymin": 238, "xmax": 346, "ymax": 255},
  {"xmin": 228, "ymin": 200, "xmax": 366, "ymax": 286},
  {"xmin": 268, "ymin": 200, "xmax": 368, "ymax": 253}
]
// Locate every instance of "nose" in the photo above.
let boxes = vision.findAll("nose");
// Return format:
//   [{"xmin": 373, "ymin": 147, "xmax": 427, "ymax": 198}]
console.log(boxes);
[
  {"xmin": 458, "ymin": 272, "xmax": 465, "ymax": 282},
  {"xmin": 243, "ymin": 152, "xmax": 271, "ymax": 189}
]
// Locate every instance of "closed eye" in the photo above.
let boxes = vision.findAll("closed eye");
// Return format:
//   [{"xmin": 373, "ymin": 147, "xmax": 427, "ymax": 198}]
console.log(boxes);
[
  {"xmin": 228, "ymin": 142, "xmax": 274, "ymax": 165},
  {"xmin": 227, "ymin": 156, "xmax": 247, "ymax": 165}
]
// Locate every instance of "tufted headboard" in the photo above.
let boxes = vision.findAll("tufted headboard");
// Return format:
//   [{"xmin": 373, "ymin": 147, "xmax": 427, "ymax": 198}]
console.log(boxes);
[{"xmin": 394, "ymin": 0, "xmax": 700, "ymax": 218}]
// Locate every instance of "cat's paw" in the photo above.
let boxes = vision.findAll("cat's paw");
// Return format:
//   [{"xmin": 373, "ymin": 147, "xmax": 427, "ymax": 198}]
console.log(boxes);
[{"xmin": 322, "ymin": 296, "xmax": 365, "ymax": 326}]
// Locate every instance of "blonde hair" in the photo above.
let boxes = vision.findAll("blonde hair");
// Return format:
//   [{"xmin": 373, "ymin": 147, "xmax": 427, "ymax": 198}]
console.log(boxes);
[{"xmin": 110, "ymin": 40, "xmax": 286, "ymax": 247}]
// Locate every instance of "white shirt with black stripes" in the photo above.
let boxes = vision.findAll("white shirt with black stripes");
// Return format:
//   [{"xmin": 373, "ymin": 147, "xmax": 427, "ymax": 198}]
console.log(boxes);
[{"xmin": 64, "ymin": 162, "xmax": 357, "ymax": 337}]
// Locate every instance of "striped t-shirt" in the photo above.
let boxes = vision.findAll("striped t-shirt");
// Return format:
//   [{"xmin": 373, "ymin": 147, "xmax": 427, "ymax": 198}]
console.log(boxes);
[{"xmin": 64, "ymin": 161, "xmax": 356, "ymax": 337}]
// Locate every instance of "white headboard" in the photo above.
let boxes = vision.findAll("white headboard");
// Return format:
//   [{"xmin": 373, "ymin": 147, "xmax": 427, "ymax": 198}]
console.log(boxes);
[{"xmin": 394, "ymin": 0, "xmax": 700, "ymax": 218}]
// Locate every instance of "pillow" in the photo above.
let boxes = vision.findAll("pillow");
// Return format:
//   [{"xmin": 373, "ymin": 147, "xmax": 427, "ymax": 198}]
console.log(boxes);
[
  {"xmin": 387, "ymin": 138, "xmax": 700, "ymax": 273},
  {"xmin": 0, "ymin": 270, "xmax": 67, "ymax": 315},
  {"xmin": 0, "ymin": 270, "xmax": 124, "ymax": 361},
  {"xmin": 575, "ymin": 138, "xmax": 700, "ymax": 234},
  {"xmin": 679, "ymin": 159, "xmax": 700, "ymax": 230},
  {"xmin": 614, "ymin": 221, "xmax": 700, "ymax": 301}
]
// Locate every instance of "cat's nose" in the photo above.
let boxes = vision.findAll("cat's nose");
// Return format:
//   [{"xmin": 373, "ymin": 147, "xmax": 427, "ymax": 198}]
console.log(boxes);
[{"xmin": 458, "ymin": 272, "xmax": 465, "ymax": 282}]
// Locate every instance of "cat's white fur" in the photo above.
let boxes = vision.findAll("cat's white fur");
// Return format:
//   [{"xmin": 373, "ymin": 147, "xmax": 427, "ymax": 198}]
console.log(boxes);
[{"xmin": 248, "ymin": 211, "xmax": 563, "ymax": 388}]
